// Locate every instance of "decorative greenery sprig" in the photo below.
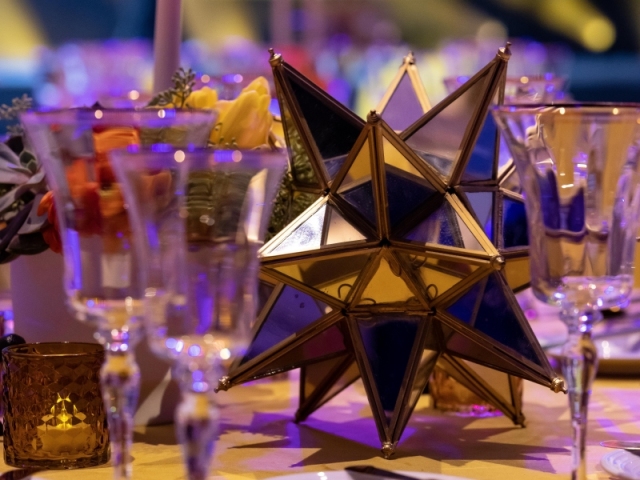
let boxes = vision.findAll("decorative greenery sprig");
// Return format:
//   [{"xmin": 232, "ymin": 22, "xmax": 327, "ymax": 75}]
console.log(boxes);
[
  {"xmin": 0, "ymin": 94, "xmax": 32, "ymax": 136},
  {"xmin": 148, "ymin": 68, "xmax": 196, "ymax": 108}
]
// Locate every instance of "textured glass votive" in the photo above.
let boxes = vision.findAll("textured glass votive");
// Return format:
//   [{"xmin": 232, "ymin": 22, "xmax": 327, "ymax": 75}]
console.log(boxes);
[
  {"xmin": 429, "ymin": 367, "xmax": 523, "ymax": 417},
  {"xmin": 429, "ymin": 367, "xmax": 495, "ymax": 414},
  {"xmin": 2, "ymin": 343, "xmax": 109, "ymax": 469}
]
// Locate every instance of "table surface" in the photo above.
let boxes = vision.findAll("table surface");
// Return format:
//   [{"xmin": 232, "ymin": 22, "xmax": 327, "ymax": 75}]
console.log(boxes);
[{"xmin": 0, "ymin": 364, "xmax": 637, "ymax": 480}]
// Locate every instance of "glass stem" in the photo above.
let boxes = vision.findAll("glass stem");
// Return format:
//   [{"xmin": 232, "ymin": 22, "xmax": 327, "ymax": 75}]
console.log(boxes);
[
  {"xmin": 100, "ymin": 332, "xmax": 140, "ymax": 480},
  {"xmin": 175, "ymin": 363, "xmax": 220, "ymax": 480},
  {"xmin": 559, "ymin": 307, "xmax": 600, "ymax": 480}
]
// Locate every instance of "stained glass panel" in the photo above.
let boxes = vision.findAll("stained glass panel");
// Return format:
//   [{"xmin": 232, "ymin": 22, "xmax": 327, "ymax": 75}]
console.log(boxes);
[
  {"xmin": 381, "ymin": 72, "xmax": 426, "ymax": 132},
  {"xmin": 405, "ymin": 72, "xmax": 490, "ymax": 180},
  {"xmin": 269, "ymin": 204, "xmax": 326, "ymax": 256},
  {"xmin": 288, "ymin": 74, "xmax": 362, "ymax": 165},
  {"xmin": 357, "ymin": 315, "xmax": 421, "ymax": 423},
  {"xmin": 359, "ymin": 257, "xmax": 417, "ymax": 305},
  {"xmin": 473, "ymin": 273, "xmax": 541, "ymax": 365},
  {"xmin": 270, "ymin": 252, "xmax": 372, "ymax": 302},
  {"xmin": 462, "ymin": 115, "xmax": 497, "ymax": 183},
  {"xmin": 243, "ymin": 285, "xmax": 326, "ymax": 363}
]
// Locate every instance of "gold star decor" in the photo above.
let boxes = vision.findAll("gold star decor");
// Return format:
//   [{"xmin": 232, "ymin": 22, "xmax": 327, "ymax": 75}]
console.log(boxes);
[
  {"xmin": 369, "ymin": 50, "xmax": 528, "ymax": 426},
  {"xmin": 218, "ymin": 44, "xmax": 564, "ymax": 458}
]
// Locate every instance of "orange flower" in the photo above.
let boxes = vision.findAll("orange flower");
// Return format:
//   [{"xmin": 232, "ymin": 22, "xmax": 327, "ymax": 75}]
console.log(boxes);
[
  {"xmin": 40, "ymin": 127, "xmax": 173, "ymax": 255},
  {"xmin": 93, "ymin": 127, "xmax": 140, "ymax": 186},
  {"xmin": 37, "ymin": 191, "xmax": 62, "ymax": 254}
]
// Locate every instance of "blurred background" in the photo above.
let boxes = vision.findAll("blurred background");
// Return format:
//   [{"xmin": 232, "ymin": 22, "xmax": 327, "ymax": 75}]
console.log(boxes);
[{"xmin": 1, "ymin": 0, "xmax": 640, "ymax": 118}]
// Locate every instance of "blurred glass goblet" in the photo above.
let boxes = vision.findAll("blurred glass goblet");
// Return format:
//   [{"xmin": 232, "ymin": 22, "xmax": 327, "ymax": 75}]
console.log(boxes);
[
  {"xmin": 111, "ymin": 147, "xmax": 286, "ymax": 480},
  {"xmin": 20, "ymin": 108, "xmax": 216, "ymax": 480},
  {"xmin": 444, "ymin": 73, "xmax": 570, "ymax": 194},
  {"xmin": 493, "ymin": 104, "xmax": 640, "ymax": 480},
  {"xmin": 444, "ymin": 73, "xmax": 568, "ymax": 104}
]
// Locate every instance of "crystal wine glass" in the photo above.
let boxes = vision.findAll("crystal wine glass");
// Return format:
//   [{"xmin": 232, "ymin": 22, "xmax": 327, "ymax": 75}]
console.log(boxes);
[
  {"xmin": 110, "ymin": 146, "xmax": 286, "ymax": 479},
  {"xmin": 20, "ymin": 108, "xmax": 216, "ymax": 480},
  {"xmin": 493, "ymin": 104, "xmax": 640, "ymax": 480}
]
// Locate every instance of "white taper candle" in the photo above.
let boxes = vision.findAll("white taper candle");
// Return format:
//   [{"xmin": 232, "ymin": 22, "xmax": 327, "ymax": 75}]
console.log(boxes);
[{"xmin": 153, "ymin": 0, "xmax": 183, "ymax": 94}]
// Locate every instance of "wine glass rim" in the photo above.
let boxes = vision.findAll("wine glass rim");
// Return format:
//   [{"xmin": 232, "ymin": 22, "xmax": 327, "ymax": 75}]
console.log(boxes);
[
  {"xmin": 109, "ymin": 145, "xmax": 288, "ymax": 169},
  {"xmin": 494, "ymin": 102, "xmax": 640, "ymax": 114},
  {"xmin": 2, "ymin": 341, "xmax": 104, "ymax": 358},
  {"xmin": 20, "ymin": 107, "xmax": 216, "ymax": 125},
  {"xmin": 445, "ymin": 73, "xmax": 566, "ymax": 83}
]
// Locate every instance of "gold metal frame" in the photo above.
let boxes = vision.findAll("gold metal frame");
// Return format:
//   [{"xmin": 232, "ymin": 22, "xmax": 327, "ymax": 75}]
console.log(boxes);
[{"xmin": 219, "ymin": 44, "xmax": 564, "ymax": 458}]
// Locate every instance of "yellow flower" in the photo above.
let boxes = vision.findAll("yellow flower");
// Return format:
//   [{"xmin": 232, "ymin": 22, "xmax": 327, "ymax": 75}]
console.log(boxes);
[
  {"xmin": 210, "ymin": 76, "xmax": 273, "ymax": 149},
  {"xmin": 184, "ymin": 86, "xmax": 218, "ymax": 110}
]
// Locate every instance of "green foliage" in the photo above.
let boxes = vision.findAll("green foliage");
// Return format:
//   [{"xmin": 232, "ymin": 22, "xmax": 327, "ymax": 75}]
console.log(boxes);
[
  {"xmin": 266, "ymin": 171, "xmax": 318, "ymax": 241},
  {"xmin": 0, "ymin": 94, "xmax": 32, "ymax": 136},
  {"xmin": 148, "ymin": 68, "xmax": 196, "ymax": 108}
]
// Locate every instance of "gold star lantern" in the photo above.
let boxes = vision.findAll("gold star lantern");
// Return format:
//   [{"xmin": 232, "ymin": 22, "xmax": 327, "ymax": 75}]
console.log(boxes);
[{"xmin": 218, "ymin": 45, "xmax": 564, "ymax": 458}]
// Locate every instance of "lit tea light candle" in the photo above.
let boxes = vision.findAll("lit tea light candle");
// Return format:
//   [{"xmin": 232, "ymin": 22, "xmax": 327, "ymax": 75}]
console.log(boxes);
[{"xmin": 37, "ymin": 394, "xmax": 96, "ymax": 455}]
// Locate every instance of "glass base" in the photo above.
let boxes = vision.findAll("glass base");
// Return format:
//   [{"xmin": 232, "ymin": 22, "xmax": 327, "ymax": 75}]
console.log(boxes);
[{"xmin": 4, "ymin": 448, "xmax": 110, "ymax": 470}]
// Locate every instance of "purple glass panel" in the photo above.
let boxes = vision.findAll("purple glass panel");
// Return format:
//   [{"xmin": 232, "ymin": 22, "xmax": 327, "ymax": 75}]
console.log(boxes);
[
  {"xmin": 381, "ymin": 73, "xmax": 425, "ymax": 132},
  {"xmin": 466, "ymin": 191, "xmax": 494, "ymax": 242}
]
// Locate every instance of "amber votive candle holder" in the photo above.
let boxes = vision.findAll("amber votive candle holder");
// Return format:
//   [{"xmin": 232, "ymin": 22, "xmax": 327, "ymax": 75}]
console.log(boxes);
[
  {"xmin": 429, "ymin": 366, "xmax": 523, "ymax": 417},
  {"xmin": 2, "ymin": 342, "xmax": 110, "ymax": 469}
]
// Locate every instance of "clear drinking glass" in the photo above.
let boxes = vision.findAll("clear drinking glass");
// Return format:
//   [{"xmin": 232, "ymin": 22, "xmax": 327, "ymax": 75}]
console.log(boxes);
[
  {"xmin": 111, "ymin": 146, "xmax": 286, "ymax": 480},
  {"xmin": 493, "ymin": 104, "xmax": 640, "ymax": 480},
  {"xmin": 20, "ymin": 108, "xmax": 216, "ymax": 480}
]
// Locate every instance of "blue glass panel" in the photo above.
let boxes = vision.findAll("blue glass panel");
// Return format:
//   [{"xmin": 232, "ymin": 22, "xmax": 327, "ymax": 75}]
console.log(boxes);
[
  {"xmin": 566, "ymin": 187, "xmax": 585, "ymax": 232},
  {"xmin": 405, "ymin": 202, "xmax": 461, "ymax": 247},
  {"xmin": 539, "ymin": 170, "xmax": 560, "ymax": 229},
  {"xmin": 502, "ymin": 197, "xmax": 528, "ymax": 248},
  {"xmin": 386, "ymin": 171, "xmax": 437, "ymax": 229},
  {"xmin": 473, "ymin": 273, "xmax": 541, "ymax": 365},
  {"xmin": 324, "ymin": 155, "xmax": 347, "ymax": 180},
  {"xmin": 288, "ymin": 75, "xmax": 362, "ymax": 161},
  {"xmin": 341, "ymin": 181, "xmax": 377, "ymax": 227},
  {"xmin": 357, "ymin": 316, "xmax": 420, "ymax": 421},
  {"xmin": 462, "ymin": 115, "xmax": 497, "ymax": 183},
  {"xmin": 445, "ymin": 281, "xmax": 482, "ymax": 324},
  {"xmin": 466, "ymin": 191, "xmax": 494, "ymax": 242},
  {"xmin": 242, "ymin": 286, "xmax": 326, "ymax": 364}
]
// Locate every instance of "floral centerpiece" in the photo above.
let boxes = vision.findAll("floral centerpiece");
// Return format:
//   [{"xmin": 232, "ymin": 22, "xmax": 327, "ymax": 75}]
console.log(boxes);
[{"xmin": 4, "ymin": 68, "xmax": 312, "ymax": 261}]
